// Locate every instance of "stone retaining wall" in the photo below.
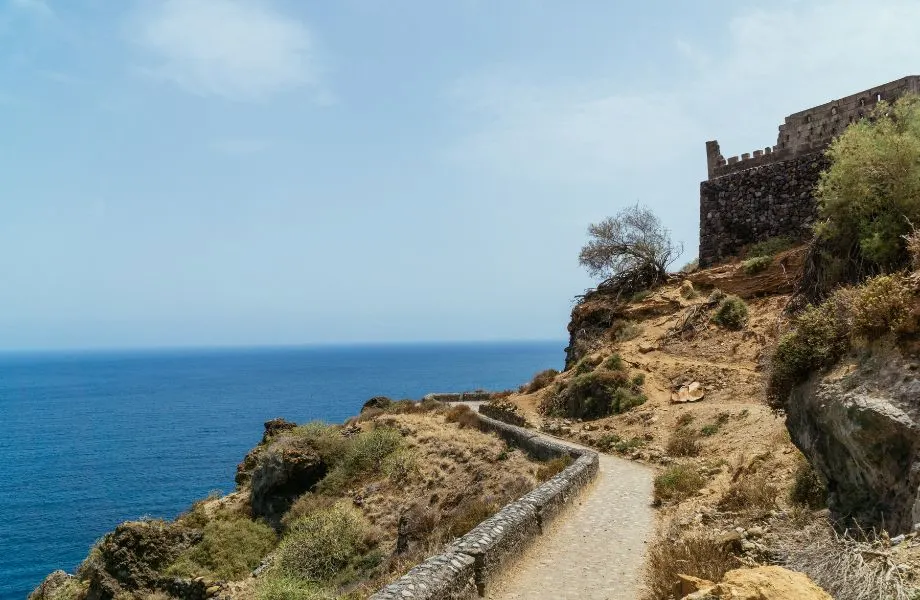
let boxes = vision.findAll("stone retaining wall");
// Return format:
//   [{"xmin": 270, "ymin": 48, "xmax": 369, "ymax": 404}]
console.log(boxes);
[
  {"xmin": 699, "ymin": 152, "xmax": 829, "ymax": 266},
  {"xmin": 370, "ymin": 413, "xmax": 599, "ymax": 599},
  {"xmin": 423, "ymin": 392, "xmax": 494, "ymax": 403}
]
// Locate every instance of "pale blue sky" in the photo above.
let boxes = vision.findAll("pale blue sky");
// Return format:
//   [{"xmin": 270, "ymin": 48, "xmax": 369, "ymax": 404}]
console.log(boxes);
[{"xmin": 3, "ymin": 0, "xmax": 920, "ymax": 350}]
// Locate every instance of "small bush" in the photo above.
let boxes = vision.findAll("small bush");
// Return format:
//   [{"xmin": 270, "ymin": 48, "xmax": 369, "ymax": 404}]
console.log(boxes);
[
  {"xmin": 631, "ymin": 373, "xmax": 645, "ymax": 387},
  {"xmin": 717, "ymin": 471, "xmax": 778, "ymax": 512},
  {"xmin": 316, "ymin": 428, "xmax": 404, "ymax": 493},
  {"xmin": 681, "ymin": 258, "xmax": 700, "ymax": 273},
  {"xmin": 282, "ymin": 494, "xmax": 337, "ymax": 529},
  {"xmin": 630, "ymin": 289, "xmax": 652, "ymax": 303},
  {"xmin": 850, "ymin": 274, "xmax": 911, "ymax": 336},
  {"xmin": 574, "ymin": 355, "xmax": 603, "ymax": 375},
  {"xmin": 768, "ymin": 291, "xmax": 852, "ymax": 405},
  {"xmin": 602, "ymin": 354, "xmax": 624, "ymax": 371},
  {"xmin": 742, "ymin": 255, "xmax": 773, "ymax": 275},
  {"xmin": 644, "ymin": 532, "xmax": 736, "ymax": 600},
  {"xmin": 745, "ymin": 236, "xmax": 793, "ymax": 259},
  {"xmin": 542, "ymin": 369, "xmax": 646, "ymax": 419},
  {"xmin": 446, "ymin": 405, "xmax": 480, "ymax": 429},
  {"xmin": 666, "ymin": 428, "xmax": 701, "ymax": 457},
  {"xmin": 711, "ymin": 295, "xmax": 749, "ymax": 330},
  {"xmin": 700, "ymin": 424, "xmax": 719, "ymax": 436},
  {"xmin": 536, "ymin": 455, "xmax": 573, "ymax": 482},
  {"xmin": 257, "ymin": 574, "xmax": 335, "ymax": 600},
  {"xmin": 277, "ymin": 504, "xmax": 372, "ymax": 583},
  {"xmin": 522, "ymin": 369, "xmax": 559, "ymax": 393},
  {"xmin": 610, "ymin": 319, "xmax": 642, "ymax": 342},
  {"xmin": 789, "ymin": 459, "xmax": 827, "ymax": 509},
  {"xmin": 167, "ymin": 516, "xmax": 277, "ymax": 580},
  {"xmin": 383, "ymin": 449, "xmax": 420, "ymax": 485},
  {"xmin": 675, "ymin": 412, "xmax": 694, "ymax": 428},
  {"xmin": 596, "ymin": 434, "xmax": 645, "ymax": 454},
  {"xmin": 654, "ymin": 465, "xmax": 705, "ymax": 504}
]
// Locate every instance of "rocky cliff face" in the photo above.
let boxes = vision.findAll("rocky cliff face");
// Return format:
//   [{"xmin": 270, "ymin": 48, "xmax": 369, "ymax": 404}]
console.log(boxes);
[{"xmin": 786, "ymin": 344, "xmax": 920, "ymax": 534}]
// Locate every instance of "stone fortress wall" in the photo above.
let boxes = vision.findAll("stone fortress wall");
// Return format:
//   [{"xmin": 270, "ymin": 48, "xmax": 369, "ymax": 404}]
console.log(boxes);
[
  {"xmin": 371, "ymin": 410, "xmax": 599, "ymax": 599},
  {"xmin": 699, "ymin": 75, "xmax": 920, "ymax": 267}
]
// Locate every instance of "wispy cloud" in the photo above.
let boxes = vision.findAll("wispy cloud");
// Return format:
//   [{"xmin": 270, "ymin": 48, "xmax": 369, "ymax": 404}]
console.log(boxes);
[
  {"xmin": 130, "ymin": 0, "xmax": 324, "ymax": 101},
  {"xmin": 449, "ymin": 0, "xmax": 920, "ymax": 183}
]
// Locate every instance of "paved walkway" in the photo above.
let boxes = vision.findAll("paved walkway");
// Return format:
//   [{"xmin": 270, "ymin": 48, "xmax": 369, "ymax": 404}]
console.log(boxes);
[{"xmin": 466, "ymin": 404, "xmax": 655, "ymax": 600}]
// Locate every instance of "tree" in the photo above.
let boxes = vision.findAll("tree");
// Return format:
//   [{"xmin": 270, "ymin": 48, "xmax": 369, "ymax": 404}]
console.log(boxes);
[{"xmin": 578, "ymin": 204, "xmax": 681, "ymax": 296}]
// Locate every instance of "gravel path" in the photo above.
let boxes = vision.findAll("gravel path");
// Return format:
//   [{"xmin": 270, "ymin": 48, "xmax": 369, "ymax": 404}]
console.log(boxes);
[{"xmin": 487, "ymin": 435, "xmax": 654, "ymax": 600}]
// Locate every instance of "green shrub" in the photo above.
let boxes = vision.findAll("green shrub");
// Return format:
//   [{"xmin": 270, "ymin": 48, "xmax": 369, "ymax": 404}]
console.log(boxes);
[
  {"xmin": 522, "ymin": 369, "xmax": 559, "ymax": 393},
  {"xmin": 676, "ymin": 412, "xmax": 694, "ymax": 428},
  {"xmin": 276, "ymin": 504, "xmax": 372, "ymax": 583},
  {"xmin": 815, "ymin": 94, "xmax": 920, "ymax": 282},
  {"xmin": 383, "ymin": 449, "xmax": 419, "ymax": 485},
  {"xmin": 741, "ymin": 255, "xmax": 773, "ymax": 275},
  {"xmin": 666, "ymin": 428, "xmax": 701, "ymax": 457},
  {"xmin": 602, "ymin": 354, "xmax": 624, "ymax": 371},
  {"xmin": 541, "ymin": 369, "xmax": 646, "ymax": 420},
  {"xmin": 43, "ymin": 579, "xmax": 87, "ymax": 600},
  {"xmin": 711, "ymin": 295, "xmax": 749, "ymax": 330},
  {"xmin": 631, "ymin": 373, "xmax": 645, "ymax": 387},
  {"xmin": 536, "ymin": 455, "xmax": 573, "ymax": 481},
  {"xmin": 745, "ymin": 236, "xmax": 794, "ymax": 259},
  {"xmin": 700, "ymin": 424, "xmax": 719, "ymax": 436},
  {"xmin": 789, "ymin": 460, "xmax": 827, "ymax": 509},
  {"xmin": 316, "ymin": 428, "xmax": 404, "ymax": 494},
  {"xmin": 768, "ymin": 291, "xmax": 852, "ymax": 405},
  {"xmin": 256, "ymin": 574, "xmax": 336, "ymax": 600},
  {"xmin": 167, "ymin": 516, "xmax": 277, "ymax": 580},
  {"xmin": 574, "ymin": 355, "xmax": 603, "ymax": 375},
  {"xmin": 851, "ymin": 274, "xmax": 912, "ymax": 336},
  {"xmin": 654, "ymin": 465, "xmax": 705, "ymax": 504}
]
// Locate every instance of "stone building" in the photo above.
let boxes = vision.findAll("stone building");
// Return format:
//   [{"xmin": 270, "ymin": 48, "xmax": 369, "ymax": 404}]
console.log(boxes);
[{"xmin": 698, "ymin": 75, "xmax": 920, "ymax": 267}]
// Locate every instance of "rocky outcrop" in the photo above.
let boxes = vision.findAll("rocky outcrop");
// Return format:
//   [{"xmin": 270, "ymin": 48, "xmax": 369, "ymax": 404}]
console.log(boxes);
[
  {"xmin": 362, "ymin": 396, "xmax": 393, "ymax": 411},
  {"xmin": 82, "ymin": 520, "xmax": 200, "ymax": 599},
  {"xmin": 28, "ymin": 571, "xmax": 76, "ymax": 600},
  {"xmin": 249, "ymin": 441, "xmax": 327, "ymax": 525},
  {"xmin": 688, "ymin": 246, "xmax": 805, "ymax": 298},
  {"xmin": 785, "ymin": 345, "xmax": 920, "ymax": 533},
  {"xmin": 679, "ymin": 566, "xmax": 831, "ymax": 599},
  {"xmin": 260, "ymin": 417, "xmax": 296, "ymax": 443}
]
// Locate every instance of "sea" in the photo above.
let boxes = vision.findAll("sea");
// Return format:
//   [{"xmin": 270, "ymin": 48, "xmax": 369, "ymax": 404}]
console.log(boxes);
[{"xmin": 0, "ymin": 341, "xmax": 563, "ymax": 599}]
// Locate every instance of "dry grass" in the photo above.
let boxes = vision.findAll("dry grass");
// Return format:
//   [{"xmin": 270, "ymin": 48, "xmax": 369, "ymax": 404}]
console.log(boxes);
[
  {"xmin": 777, "ymin": 521, "xmax": 917, "ymax": 600},
  {"xmin": 444, "ymin": 404, "xmax": 479, "ymax": 429},
  {"xmin": 666, "ymin": 428, "xmax": 701, "ymax": 457},
  {"xmin": 653, "ymin": 465, "xmax": 705, "ymax": 505},
  {"xmin": 536, "ymin": 455, "xmax": 573, "ymax": 482},
  {"xmin": 521, "ymin": 369, "xmax": 560, "ymax": 393},
  {"xmin": 716, "ymin": 470, "xmax": 778, "ymax": 512},
  {"xmin": 643, "ymin": 529, "xmax": 738, "ymax": 600}
]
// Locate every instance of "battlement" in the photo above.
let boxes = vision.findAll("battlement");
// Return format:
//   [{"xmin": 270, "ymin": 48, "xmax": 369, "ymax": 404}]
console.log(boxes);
[{"xmin": 706, "ymin": 75, "xmax": 920, "ymax": 180}]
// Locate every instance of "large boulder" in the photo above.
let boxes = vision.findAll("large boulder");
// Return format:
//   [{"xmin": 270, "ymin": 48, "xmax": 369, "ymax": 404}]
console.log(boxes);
[
  {"xmin": 680, "ymin": 566, "xmax": 831, "ymax": 600},
  {"xmin": 250, "ymin": 441, "xmax": 327, "ymax": 525},
  {"xmin": 786, "ymin": 347, "xmax": 920, "ymax": 533}
]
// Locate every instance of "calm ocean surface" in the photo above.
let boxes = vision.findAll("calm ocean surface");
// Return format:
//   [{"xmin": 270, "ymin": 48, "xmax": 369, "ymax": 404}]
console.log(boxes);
[{"xmin": 0, "ymin": 341, "xmax": 563, "ymax": 599}]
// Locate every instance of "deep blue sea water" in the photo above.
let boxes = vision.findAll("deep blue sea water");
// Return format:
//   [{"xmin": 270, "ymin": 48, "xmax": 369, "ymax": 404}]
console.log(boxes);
[{"xmin": 0, "ymin": 341, "xmax": 563, "ymax": 599}]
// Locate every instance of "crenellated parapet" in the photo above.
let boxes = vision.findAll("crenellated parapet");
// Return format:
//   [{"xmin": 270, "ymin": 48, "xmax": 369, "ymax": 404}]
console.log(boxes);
[{"xmin": 699, "ymin": 76, "xmax": 920, "ymax": 267}]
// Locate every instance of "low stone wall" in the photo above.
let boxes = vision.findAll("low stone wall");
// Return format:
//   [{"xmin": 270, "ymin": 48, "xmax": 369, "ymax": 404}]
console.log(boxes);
[
  {"xmin": 370, "ymin": 413, "xmax": 599, "ymax": 599},
  {"xmin": 422, "ymin": 391, "xmax": 494, "ymax": 403},
  {"xmin": 478, "ymin": 401, "xmax": 528, "ymax": 427}
]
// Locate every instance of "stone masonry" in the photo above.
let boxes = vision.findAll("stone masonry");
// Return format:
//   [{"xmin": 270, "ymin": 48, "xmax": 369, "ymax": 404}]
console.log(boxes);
[
  {"xmin": 370, "ymin": 413, "xmax": 600, "ymax": 599},
  {"xmin": 699, "ymin": 75, "xmax": 920, "ymax": 267}
]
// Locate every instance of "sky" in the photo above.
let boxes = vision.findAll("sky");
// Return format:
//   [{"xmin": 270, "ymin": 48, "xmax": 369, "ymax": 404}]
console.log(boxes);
[{"xmin": 2, "ymin": 0, "xmax": 920, "ymax": 350}]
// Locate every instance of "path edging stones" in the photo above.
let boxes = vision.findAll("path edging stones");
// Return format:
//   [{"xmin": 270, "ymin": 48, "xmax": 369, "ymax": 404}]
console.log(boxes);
[{"xmin": 369, "ymin": 410, "xmax": 599, "ymax": 599}]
